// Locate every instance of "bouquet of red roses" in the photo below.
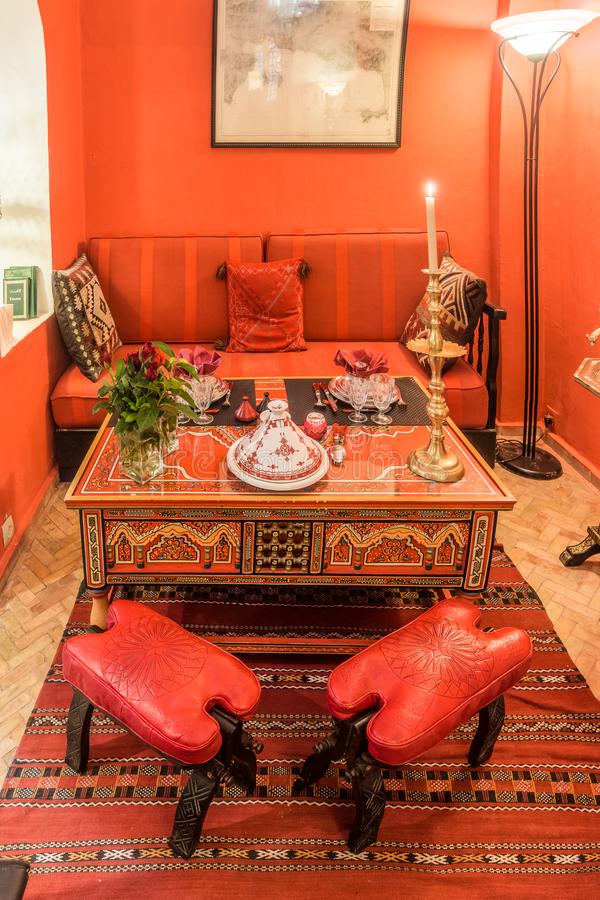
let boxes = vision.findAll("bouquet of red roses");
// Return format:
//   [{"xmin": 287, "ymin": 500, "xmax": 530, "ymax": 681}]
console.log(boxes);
[{"xmin": 93, "ymin": 341, "xmax": 197, "ymax": 435}]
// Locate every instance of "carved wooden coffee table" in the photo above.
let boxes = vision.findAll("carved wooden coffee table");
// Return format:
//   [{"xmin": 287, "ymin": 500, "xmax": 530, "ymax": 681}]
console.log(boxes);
[{"xmin": 65, "ymin": 377, "xmax": 514, "ymax": 650}]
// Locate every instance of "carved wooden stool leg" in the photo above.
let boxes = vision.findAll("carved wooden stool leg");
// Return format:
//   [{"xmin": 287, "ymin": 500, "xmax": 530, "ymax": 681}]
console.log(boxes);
[
  {"xmin": 169, "ymin": 758, "xmax": 225, "ymax": 859},
  {"xmin": 347, "ymin": 752, "xmax": 387, "ymax": 854},
  {"xmin": 212, "ymin": 707, "xmax": 262, "ymax": 794},
  {"xmin": 560, "ymin": 526, "xmax": 600, "ymax": 567},
  {"xmin": 468, "ymin": 695, "xmax": 505, "ymax": 767},
  {"xmin": 227, "ymin": 726, "xmax": 262, "ymax": 793},
  {"xmin": 65, "ymin": 689, "xmax": 95, "ymax": 773},
  {"xmin": 292, "ymin": 728, "xmax": 340, "ymax": 794}
]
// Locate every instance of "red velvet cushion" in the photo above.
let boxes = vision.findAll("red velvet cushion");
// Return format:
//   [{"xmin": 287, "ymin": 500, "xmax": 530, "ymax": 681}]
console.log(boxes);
[
  {"xmin": 327, "ymin": 599, "xmax": 532, "ymax": 766},
  {"xmin": 225, "ymin": 259, "xmax": 307, "ymax": 353},
  {"xmin": 62, "ymin": 601, "xmax": 261, "ymax": 765}
]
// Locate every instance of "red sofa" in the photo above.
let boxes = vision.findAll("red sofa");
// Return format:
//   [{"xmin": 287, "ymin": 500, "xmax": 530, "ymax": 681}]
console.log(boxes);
[{"xmin": 51, "ymin": 230, "xmax": 504, "ymax": 478}]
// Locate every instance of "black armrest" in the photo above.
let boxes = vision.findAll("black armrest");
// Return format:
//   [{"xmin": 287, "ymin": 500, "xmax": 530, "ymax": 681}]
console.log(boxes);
[
  {"xmin": 479, "ymin": 302, "xmax": 506, "ymax": 429},
  {"xmin": 483, "ymin": 302, "xmax": 507, "ymax": 321}
]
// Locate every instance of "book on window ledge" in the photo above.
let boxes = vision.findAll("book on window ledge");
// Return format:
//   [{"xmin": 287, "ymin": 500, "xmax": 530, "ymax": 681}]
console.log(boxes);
[{"xmin": 3, "ymin": 265, "xmax": 37, "ymax": 317}]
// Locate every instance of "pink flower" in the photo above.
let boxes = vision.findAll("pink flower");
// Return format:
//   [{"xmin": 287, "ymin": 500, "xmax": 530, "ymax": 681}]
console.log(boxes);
[
  {"xmin": 145, "ymin": 363, "xmax": 159, "ymax": 381},
  {"xmin": 178, "ymin": 345, "xmax": 221, "ymax": 376}
]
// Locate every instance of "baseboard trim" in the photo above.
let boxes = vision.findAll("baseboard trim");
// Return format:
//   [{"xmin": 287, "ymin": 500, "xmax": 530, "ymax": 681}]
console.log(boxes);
[
  {"xmin": 497, "ymin": 426, "xmax": 600, "ymax": 491},
  {"xmin": 543, "ymin": 433, "xmax": 600, "ymax": 491},
  {"xmin": 0, "ymin": 467, "xmax": 59, "ymax": 584}
]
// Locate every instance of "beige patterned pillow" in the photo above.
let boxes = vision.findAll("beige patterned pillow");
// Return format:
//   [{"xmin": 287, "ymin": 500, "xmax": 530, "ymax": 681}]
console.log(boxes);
[
  {"xmin": 52, "ymin": 254, "xmax": 121, "ymax": 381},
  {"xmin": 400, "ymin": 253, "xmax": 487, "ymax": 372}
]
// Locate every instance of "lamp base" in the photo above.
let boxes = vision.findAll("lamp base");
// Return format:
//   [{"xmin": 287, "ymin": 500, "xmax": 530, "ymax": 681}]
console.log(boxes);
[{"xmin": 497, "ymin": 440, "xmax": 562, "ymax": 480}]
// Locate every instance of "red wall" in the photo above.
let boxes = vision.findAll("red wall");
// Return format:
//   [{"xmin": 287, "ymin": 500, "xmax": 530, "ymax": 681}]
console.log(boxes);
[
  {"xmin": 79, "ymin": 1, "xmax": 496, "ymax": 281},
  {"xmin": 0, "ymin": 320, "xmax": 69, "ymax": 578},
  {"xmin": 493, "ymin": 0, "xmax": 600, "ymax": 473},
  {"xmin": 0, "ymin": 0, "xmax": 84, "ymax": 579}
]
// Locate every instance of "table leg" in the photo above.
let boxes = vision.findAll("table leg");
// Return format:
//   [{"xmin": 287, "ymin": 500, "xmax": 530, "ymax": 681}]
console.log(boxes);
[
  {"xmin": 89, "ymin": 587, "xmax": 111, "ymax": 628},
  {"xmin": 560, "ymin": 526, "xmax": 600, "ymax": 567}
]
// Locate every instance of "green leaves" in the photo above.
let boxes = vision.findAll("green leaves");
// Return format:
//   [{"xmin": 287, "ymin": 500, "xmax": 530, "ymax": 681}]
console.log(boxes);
[
  {"xmin": 94, "ymin": 341, "xmax": 193, "ymax": 434},
  {"xmin": 154, "ymin": 341, "xmax": 175, "ymax": 358}
]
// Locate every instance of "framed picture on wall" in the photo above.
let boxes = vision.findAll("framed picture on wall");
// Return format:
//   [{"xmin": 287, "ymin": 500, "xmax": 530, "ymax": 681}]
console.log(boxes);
[{"xmin": 211, "ymin": 0, "xmax": 411, "ymax": 148}]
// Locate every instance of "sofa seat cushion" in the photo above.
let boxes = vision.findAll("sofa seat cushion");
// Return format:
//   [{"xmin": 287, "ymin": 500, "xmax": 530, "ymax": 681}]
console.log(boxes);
[
  {"xmin": 327, "ymin": 599, "xmax": 532, "ymax": 767},
  {"xmin": 62, "ymin": 600, "xmax": 261, "ymax": 766},
  {"xmin": 51, "ymin": 341, "xmax": 488, "ymax": 430}
]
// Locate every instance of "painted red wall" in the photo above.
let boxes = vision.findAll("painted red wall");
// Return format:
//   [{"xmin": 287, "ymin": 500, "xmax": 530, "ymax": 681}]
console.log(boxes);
[
  {"xmin": 79, "ymin": 1, "xmax": 496, "ymax": 282},
  {"xmin": 0, "ymin": 0, "xmax": 84, "ymax": 579},
  {"xmin": 493, "ymin": 0, "xmax": 600, "ymax": 473},
  {"xmin": 0, "ymin": 320, "xmax": 69, "ymax": 578},
  {"xmin": 39, "ymin": 0, "xmax": 86, "ymax": 267}
]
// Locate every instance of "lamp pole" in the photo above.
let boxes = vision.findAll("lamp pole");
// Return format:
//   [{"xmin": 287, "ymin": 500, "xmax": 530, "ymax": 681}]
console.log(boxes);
[{"xmin": 496, "ymin": 32, "xmax": 567, "ymax": 479}]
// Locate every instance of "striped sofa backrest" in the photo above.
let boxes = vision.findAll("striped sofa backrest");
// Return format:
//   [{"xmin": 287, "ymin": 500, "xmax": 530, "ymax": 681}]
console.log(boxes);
[
  {"xmin": 266, "ymin": 229, "xmax": 450, "ymax": 341},
  {"xmin": 87, "ymin": 235, "xmax": 263, "ymax": 343}
]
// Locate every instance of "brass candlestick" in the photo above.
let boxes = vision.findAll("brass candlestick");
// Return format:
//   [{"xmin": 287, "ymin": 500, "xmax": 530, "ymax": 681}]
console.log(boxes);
[{"xmin": 407, "ymin": 269, "xmax": 467, "ymax": 483}]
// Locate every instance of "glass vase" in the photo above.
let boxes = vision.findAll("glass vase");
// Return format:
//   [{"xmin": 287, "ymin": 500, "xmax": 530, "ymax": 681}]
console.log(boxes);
[
  {"xmin": 118, "ymin": 429, "xmax": 164, "ymax": 484},
  {"xmin": 159, "ymin": 416, "xmax": 179, "ymax": 457}
]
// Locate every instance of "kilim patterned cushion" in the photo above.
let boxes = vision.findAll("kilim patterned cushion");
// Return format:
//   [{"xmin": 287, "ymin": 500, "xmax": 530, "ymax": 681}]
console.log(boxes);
[
  {"xmin": 52, "ymin": 254, "xmax": 121, "ymax": 381},
  {"xmin": 400, "ymin": 252, "xmax": 487, "ymax": 373},
  {"xmin": 222, "ymin": 258, "xmax": 308, "ymax": 353}
]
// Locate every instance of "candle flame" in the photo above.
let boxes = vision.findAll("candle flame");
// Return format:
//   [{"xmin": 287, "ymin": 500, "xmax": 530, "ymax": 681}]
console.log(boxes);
[{"xmin": 425, "ymin": 182, "xmax": 437, "ymax": 197}]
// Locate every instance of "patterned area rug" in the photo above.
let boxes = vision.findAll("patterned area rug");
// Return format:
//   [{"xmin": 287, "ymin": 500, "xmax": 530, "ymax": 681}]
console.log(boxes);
[{"xmin": 1, "ymin": 549, "xmax": 599, "ymax": 898}]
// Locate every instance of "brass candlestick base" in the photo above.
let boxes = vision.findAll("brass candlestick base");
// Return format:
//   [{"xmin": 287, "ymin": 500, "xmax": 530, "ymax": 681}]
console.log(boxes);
[{"xmin": 407, "ymin": 269, "xmax": 467, "ymax": 483}]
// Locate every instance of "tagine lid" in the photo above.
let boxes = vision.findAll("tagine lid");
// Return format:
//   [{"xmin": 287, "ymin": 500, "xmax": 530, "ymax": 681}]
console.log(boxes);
[{"xmin": 227, "ymin": 399, "xmax": 329, "ymax": 491}]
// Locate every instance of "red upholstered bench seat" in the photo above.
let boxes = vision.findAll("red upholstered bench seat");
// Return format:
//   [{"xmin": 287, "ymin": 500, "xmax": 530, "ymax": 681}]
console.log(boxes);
[
  {"xmin": 62, "ymin": 600, "xmax": 261, "ymax": 766},
  {"xmin": 327, "ymin": 598, "xmax": 532, "ymax": 766},
  {"xmin": 51, "ymin": 340, "xmax": 488, "ymax": 431}
]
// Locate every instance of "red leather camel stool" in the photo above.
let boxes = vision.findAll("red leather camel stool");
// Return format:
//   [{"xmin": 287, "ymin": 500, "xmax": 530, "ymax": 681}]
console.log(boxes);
[
  {"xmin": 294, "ymin": 598, "xmax": 532, "ymax": 853},
  {"xmin": 62, "ymin": 600, "xmax": 262, "ymax": 858}
]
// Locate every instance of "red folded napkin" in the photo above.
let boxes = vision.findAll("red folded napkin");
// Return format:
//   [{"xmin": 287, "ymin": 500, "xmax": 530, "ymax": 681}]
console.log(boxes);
[
  {"xmin": 178, "ymin": 346, "xmax": 222, "ymax": 375},
  {"xmin": 334, "ymin": 348, "xmax": 390, "ymax": 377}
]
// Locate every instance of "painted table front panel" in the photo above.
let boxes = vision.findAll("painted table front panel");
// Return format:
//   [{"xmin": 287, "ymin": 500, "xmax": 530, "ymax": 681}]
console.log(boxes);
[{"xmin": 66, "ymin": 379, "xmax": 514, "ymax": 604}]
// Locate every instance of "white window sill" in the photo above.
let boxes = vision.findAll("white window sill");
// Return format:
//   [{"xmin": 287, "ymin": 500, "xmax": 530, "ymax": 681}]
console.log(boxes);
[{"xmin": 0, "ymin": 311, "xmax": 53, "ymax": 357}]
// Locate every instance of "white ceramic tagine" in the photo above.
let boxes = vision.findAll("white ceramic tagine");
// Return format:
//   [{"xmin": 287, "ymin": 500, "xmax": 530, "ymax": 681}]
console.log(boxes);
[{"xmin": 227, "ymin": 399, "xmax": 329, "ymax": 491}]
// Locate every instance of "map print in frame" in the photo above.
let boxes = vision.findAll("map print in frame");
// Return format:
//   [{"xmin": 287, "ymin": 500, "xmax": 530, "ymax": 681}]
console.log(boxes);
[{"xmin": 212, "ymin": 0, "xmax": 411, "ymax": 147}]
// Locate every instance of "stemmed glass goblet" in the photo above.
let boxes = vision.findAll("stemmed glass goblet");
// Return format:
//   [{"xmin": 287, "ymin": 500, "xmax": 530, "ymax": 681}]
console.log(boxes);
[
  {"xmin": 370, "ymin": 374, "xmax": 395, "ymax": 426},
  {"xmin": 193, "ymin": 375, "xmax": 214, "ymax": 425},
  {"xmin": 347, "ymin": 375, "xmax": 369, "ymax": 424}
]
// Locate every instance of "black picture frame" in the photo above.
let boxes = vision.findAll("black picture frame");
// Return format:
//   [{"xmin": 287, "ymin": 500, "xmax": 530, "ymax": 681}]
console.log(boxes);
[{"xmin": 211, "ymin": 0, "xmax": 411, "ymax": 149}]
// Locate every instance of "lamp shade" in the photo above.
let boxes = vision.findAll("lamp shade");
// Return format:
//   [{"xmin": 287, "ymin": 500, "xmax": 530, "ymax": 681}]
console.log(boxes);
[{"xmin": 491, "ymin": 9, "xmax": 599, "ymax": 60}]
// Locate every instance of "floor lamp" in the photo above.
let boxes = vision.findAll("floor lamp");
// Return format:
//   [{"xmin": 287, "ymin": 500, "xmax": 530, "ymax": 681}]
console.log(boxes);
[{"xmin": 491, "ymin": 9, "xmax": 598, "ymax": 479}]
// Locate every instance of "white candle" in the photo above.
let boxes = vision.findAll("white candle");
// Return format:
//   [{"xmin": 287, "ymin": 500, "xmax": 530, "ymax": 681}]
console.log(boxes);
[{"xmin": 425, "ymin": 182, "xmax": 438, "ymax": 271}]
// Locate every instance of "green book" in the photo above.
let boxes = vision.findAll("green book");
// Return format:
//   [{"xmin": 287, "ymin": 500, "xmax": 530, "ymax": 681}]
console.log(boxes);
[
  {"xmin": 3, "ymin": 278, "xmax": 30, "ymax": 320},
  {"xmin": 4, "ymin": 266, "xmax": 37, "ymax": 317}
]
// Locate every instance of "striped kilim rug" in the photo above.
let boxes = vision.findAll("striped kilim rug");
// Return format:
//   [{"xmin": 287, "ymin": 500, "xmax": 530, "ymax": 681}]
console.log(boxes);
[{"xmin": 1, "ymin": 549, "xmax": 599, "ymax": 898}]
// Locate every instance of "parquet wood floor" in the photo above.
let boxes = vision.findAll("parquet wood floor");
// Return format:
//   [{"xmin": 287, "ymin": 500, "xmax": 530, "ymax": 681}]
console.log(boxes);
[{"xmin": 1, "ymin": 454, "xmax": 599, "ymax": 780}]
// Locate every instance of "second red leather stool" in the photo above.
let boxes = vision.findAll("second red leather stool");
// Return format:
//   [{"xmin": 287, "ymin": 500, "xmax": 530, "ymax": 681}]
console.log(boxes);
[
  {"xmin": 62, "ymin": 600, "xmax": 262, "ymax": 858},
  {"xmin": 294, "ymin": 598, "xmax": 532, "ymax": 853}
]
